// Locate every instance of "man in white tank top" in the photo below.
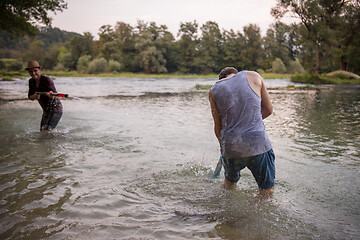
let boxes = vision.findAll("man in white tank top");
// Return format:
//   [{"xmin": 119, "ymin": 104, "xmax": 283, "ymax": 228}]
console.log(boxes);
[{"xmin": 209, "ymin": 67, "xmax": 275, "ymax": 195}]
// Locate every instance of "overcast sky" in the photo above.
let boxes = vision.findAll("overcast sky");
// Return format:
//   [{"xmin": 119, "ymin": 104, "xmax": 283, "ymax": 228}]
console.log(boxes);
[{"xmin": 50, "ymin": 0, "xmax": 296, "ymax": 38}]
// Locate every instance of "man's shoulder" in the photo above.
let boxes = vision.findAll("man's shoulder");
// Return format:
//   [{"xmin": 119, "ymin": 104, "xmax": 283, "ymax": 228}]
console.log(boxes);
[
  {"xmin": 40, "ymin": 75, "xmax": 53, "ymax": 82},
  {"xmin": 246, "ymin": 71, "xmax": 262, "ymax": 85},
  {"xmin": 246, "ymin": 70, "xmax": 261, "ymax": 78}
]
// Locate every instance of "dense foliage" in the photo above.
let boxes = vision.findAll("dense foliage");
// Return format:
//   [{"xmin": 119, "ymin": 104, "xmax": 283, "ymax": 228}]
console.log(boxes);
[
  {"xmin": 272, "ymin": 0, "xmax": 360, "ymax": 74},
  {"xmin": 0, "ymin": 0, "xmax": 67, "ymax": 37},
  {"xmin": 0, "ymin": 0, "xmax": 359, "ymax": 75}
]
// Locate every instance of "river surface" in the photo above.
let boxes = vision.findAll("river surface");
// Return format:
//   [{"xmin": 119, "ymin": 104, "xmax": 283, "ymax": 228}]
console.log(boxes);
[{"xmin": 0, "ymin": 76, "xmax": 359, "ymax": 239}]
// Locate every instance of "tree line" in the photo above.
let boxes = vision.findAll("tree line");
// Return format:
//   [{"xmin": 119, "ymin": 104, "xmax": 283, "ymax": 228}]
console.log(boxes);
[{"xmin": 1, "ymin": 0, "xmax": 359, "ymax": 75}]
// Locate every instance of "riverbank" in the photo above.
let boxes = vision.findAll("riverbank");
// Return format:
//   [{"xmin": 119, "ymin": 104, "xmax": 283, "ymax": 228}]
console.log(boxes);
[
  {"xmin": 194, "ymin": 84, "xmax": 328, "ymax": 91},
  {"xmin": 0, "ymin": 71, "xmax": 291, "ymax": 80},
  {"xmin": 3, "ymin": 70, "xmax": 359, "ymax": 85},
  {"xmin": 291, "ymin": 71, "xmax": 360, "ymax": 84}
]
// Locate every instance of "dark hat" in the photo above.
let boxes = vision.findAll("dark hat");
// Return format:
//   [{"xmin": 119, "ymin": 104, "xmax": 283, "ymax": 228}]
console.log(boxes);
[{"xmin": 25, "ymin": 61, "xmax": 41, "ymax": 70}]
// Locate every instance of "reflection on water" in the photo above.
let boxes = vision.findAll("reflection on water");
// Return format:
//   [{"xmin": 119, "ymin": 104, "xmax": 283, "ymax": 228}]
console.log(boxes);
[
  {"xmin": 0, "ymin": 77, "xmax": 359, "ymax": 239},
  {"xmin": 295, "ymin": 88, "xmax": 359, "ymax": 164}
]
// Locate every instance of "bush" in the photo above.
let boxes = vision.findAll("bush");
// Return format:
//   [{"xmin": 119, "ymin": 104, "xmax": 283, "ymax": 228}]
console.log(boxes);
[
  {"xmin": 272, "ymin": 58, "xmax": 286, "ymax": 74},
  {"xmin": 108, "ymin": 60, "xmax": 121, "ymax": 73},
  {"xmin": 88, "ymin": 58, "xmax": 108, "ymax": 74},
  {"xmin": 0, "ymin": 60, "xmax": 6, "ymax": 70},
  {"xmin": 256, "ymin": 68, "xmax": 265, "ymax": 74},
  {"xmin": 58, "ymin": 52, "xmax": 74, "ymax": 70},
  {"xmin": 291, "ymin": 74, "xmax": 342, "ymax": 84},
  {"xmin": 331, "ymin": 73, "xmax": 355, "ymax": 79},
  {"xmin": 288, "ymin": 59, "xmax": 305, "ymax": 74},
  {"xmin": 1, "ymin": 77, "xmax": 15, "ymax": 81},
  {"xmin": 8, "ymin": 60, "xmax": 23, "ymax": 71},
  {"xmin": 77, "ymin": 55, "xmax": 92, "ymax": 73},
  {"xmin": 53, "ymin": 63, "xmax": 68, "ymax": 72}
]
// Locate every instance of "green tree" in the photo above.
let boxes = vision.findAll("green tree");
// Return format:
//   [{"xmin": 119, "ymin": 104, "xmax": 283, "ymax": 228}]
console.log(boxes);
[
  {"xmin": 156, "ymin": 25, "xmax": 177, "ymax": 73},
  {"xmin": 56, "ymin": 32, "xmax": 94, "ymax": 71},
  {"xmin": 68, "ymin": 32, "xmax": 94, "ymax": 61},
  {"xmin": 271, "ymin": 0, "xmax": 355, "ymax": 73},
  {"xmin": 38, "ymin": 27, "xmax": 79, "ymax": 47},
  {"xmin": 0, "ymin": 0, "xmax": 67, "ymax": 37},
  {"xmin": 42, "ymin": 43, "xmax": 62, "ymax": 70},
  {"xmin": 263, "ymin": 22, "xmax": 292, "ymax": 71},
  {"xmin": 133, "ymin": 21, "xmax": 168, "ymax": 73},
  {"xmin": 240, "ymin": 24, "xmax": 263, "ymax": 70},
  {"xmin": 335, "ymin": 1, "xmax": 360, "ymax": 73},
  {"xmin": 220, "ymin": 29, "xmax": 246, "ymax": 70},
  {"xmin": 101, "ymin": 41, "xmax": 121, "ymax": 61},
  {"xmin": 21, "ymin": 39, "xmax": 46, "ymax": 65},
  {"xmin": 114, "ymin": 22, "xmax": 136, "ymax": 71},
  {"xmin": 177, "ymin": 21, "xmax": 199, "ymax": 73},
  {"xmin": 195, "ymin": 21, "xmax": 222, "ymax": 74},
  {"xmin": 94, "ymin": 25, "xmax": 115, "ymax": 58}
]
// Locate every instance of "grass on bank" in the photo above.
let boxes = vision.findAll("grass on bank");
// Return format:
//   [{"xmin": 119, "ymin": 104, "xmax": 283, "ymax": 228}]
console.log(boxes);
[
  {"xmin": 291, "ymin": 73, "xmax": 360, "ymax": 85},
  {"xmin": 0, "ymin": 71, "xmax": 218, "ymax": 79},
  {"xmin": 1, "ymin": 71, "xmax": 359, "ymax": 85},
  {"xmin": 194, "ymin": 84, "xmax": 322, "ymax": 91},
  {"xmin": 0, "ymin": 70, "xmax": 292, "ymax": 80}
]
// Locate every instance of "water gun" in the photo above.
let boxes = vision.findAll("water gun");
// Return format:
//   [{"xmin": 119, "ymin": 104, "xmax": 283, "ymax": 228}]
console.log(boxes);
[{"xmin": 35, "ymin": 92, "xmax": 69, "ymax": 98}]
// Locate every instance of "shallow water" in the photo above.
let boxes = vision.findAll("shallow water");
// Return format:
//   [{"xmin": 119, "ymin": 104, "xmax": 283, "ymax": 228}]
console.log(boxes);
[{"xmin": 0, "ymin": 77, "xmax": 359, "ymax": 239}]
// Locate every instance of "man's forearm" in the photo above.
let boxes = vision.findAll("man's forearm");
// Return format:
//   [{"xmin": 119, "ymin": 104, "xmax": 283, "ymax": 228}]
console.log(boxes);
[
  {"xmin": 261, "ymin": 106, "xmax": 272, "ymax": 119},
  {"xmin": 215, "ymin": 125, "xmax": 221, "ymax": 142}
]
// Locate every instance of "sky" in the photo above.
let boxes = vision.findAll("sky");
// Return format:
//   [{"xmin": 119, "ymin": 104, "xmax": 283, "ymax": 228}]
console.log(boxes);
[{"xmin": 49, "ymin": 0, "xmax": 296, "ymax": 38}]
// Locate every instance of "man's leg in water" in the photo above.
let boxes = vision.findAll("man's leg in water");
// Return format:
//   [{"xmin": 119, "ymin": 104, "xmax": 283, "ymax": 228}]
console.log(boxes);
[
  {"xmin": 259, "ymin": 186, "xmax": 273, "ymax": 196},
  {"xmin": 223, "ymin": 178, "xmax": 237, "ymax": 190}
]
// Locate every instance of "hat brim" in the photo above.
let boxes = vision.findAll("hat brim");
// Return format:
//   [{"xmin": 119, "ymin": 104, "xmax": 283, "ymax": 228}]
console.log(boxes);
[{"xmin": 25, "ymin": 66, "xmax": 41, "ymax": 71}]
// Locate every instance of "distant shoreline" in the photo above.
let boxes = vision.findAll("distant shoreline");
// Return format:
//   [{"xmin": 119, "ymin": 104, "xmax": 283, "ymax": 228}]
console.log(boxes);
[
  {"xmin": 194, "ymin": 84, "xmax": 332, "ymax": 91},
  {"xmin": 2, "ymin": 71, "xmax": 359, "ymax": 85},
  {"xmin": 0, "ymin": 71, "xmax": 291, "ymax": 80}
]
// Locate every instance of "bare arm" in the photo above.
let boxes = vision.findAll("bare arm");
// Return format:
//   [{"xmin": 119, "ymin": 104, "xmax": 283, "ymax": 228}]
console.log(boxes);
[
  {"xmin": 247, "ymin": 71, "xmax": 273, "ymax": 119},
  {"xmin": 209, "ymin": 90, "xmax": 222, "ymax": 141},
  {"xmin": 260, "ymin": 78, "xmax": 273, "ymax": 119}
]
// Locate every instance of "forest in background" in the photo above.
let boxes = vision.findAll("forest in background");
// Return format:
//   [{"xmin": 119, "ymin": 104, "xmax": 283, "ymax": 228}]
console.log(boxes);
[{"xmin": 1, "ymin": 0, "xmax": 359, "ymax": 76}]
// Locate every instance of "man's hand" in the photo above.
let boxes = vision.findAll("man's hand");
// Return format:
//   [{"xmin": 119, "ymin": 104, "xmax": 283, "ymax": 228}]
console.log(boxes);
[
  {"xmin": 46, "ymin": 91, "xmax": 53, "ymax": 98},
  {"xmin": 45, "ymin": 91, "xmax": 57, "ymax": 99},
  {"xmin": 29, "ymin": 93, "xmax": 40, "ymax": 100}
]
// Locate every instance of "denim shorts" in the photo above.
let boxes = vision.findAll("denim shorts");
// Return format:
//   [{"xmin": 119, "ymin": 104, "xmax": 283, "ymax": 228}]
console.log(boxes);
[
  {"xmin": 222, "ymin": 149, "xmax": 275, "ymax": 189},
  {"xmin": 40, "ymin": 111, "xmax": 62, "ymax": 131}
]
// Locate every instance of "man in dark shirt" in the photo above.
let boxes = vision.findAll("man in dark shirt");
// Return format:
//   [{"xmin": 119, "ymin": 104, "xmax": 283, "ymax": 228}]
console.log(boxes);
[{"xmin": 27, "ymin": 61, "xmax": 63, "ymax": 132}]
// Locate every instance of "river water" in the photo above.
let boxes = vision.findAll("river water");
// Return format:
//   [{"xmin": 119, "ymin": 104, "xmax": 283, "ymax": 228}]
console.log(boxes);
[{"xmin": 0, "ymin": 76, "xmax": 359, "ymax": 239}]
